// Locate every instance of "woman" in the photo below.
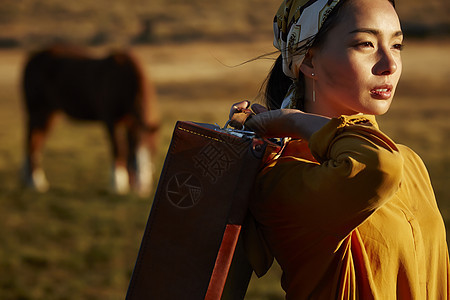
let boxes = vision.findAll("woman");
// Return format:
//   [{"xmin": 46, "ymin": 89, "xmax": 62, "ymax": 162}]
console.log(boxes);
[{"xmin": 231, "ymin": 0, "xmax": 450, "ymax": 298}]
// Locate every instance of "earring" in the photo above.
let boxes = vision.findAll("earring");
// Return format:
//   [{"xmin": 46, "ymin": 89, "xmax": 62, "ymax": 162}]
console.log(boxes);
[{"xmin": 311, "ymin": 73, "xmax": 316, "ymax": 103}]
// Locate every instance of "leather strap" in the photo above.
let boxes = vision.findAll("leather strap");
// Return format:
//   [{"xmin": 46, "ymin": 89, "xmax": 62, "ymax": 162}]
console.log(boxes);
[
  {"xmin": 204, "ymin": 224, "xmax": 241, "ymax": 300},
  {"xmin": 204, "ymin": 138, "xmax": 266, "ymax": 299}
]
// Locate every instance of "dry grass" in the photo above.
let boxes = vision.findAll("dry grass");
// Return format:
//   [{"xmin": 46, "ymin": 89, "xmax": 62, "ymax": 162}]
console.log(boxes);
[
  {"xmin": 0, "ymin": 0, "xmax": 448, "ymax": 47},
  {"xmin": 0, "ymin": 39, "xmax": 448, "ymax": 299}
]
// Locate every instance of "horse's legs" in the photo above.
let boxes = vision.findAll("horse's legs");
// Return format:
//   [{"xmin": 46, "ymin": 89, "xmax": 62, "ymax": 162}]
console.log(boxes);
[
  {"xmin": 22, "ymin": 112, "xmax": 56, "ymax": 192},
  {"xmin": 127, "ymin": 125, "xmax": 156, "ymax": 197},
  {"xmin": 107, "ymin": 121, "xmax": 130, "ymax": 194},
  {"xmin": 135, "ymin": 142, "xmax": 154, "ymax": 197},
  {"xmin": 131, "ymin": 90, "xmax": 159, "ymax": 197}
]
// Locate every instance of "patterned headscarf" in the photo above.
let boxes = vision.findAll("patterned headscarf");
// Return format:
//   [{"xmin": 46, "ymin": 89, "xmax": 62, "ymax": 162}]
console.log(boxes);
[{"xmin": 273, "ymin": 0, "xmax": 341, "ymax": 108}]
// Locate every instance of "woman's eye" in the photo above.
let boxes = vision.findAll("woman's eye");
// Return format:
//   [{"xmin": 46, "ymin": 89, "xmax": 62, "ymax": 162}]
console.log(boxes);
[
  {"xmin": 392, "ymin": 43, "xmax": 404, "ymax": 51},
  {"xmin": 357, "ymin": 41, "xmax": 374, "ymax": 48}
]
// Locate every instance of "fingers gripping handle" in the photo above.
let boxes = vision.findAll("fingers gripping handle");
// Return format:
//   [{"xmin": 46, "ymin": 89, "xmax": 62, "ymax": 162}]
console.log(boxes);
[{"xmin": 226, "ymin": 107, "xmax": 255, "ymax": 130}]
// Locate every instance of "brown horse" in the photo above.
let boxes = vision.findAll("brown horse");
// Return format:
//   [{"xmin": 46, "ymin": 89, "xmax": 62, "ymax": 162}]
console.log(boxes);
[{"xmin": 21, "ymin": 44, "xmax": 159, "ymax": 196}]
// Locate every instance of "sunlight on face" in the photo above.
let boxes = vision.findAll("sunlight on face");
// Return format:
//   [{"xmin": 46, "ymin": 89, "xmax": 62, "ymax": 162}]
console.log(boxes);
[{"xmin": 307, "ymin": 0, "xmax": 403, "ymax": 117}]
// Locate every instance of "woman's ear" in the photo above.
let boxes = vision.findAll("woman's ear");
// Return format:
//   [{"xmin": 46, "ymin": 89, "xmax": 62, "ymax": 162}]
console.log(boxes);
[{"xmin": 299, "ymin": 50, "xmax": 315, "ymax": 79}]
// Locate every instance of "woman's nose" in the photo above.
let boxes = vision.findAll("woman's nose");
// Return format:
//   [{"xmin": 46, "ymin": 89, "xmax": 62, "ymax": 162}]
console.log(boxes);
[{"xmin": 373, "ymin": 48, "xmax": 398, "ymax": 76}]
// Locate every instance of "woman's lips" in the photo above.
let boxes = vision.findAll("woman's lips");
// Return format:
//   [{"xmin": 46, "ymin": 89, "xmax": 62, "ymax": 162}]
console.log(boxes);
[{"xmin": 370, "ymin": 85, "xmax": 393, "ymax": 100}]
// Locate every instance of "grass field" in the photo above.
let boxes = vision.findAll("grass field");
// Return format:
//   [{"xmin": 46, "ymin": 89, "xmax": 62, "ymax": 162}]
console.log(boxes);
[
  {"xmin": 0, "ymin": 39, "xmax": 449, "ymax": 299},
  {"xmin": 0, "ymin": 0, "xmax": 448, "ymax": 47}
]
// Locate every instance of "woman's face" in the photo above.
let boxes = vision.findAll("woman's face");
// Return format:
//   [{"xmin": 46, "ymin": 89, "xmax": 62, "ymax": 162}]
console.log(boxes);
[{"xmin": 304, "ymin": 0, "xmax": 403, "ymax": 117}]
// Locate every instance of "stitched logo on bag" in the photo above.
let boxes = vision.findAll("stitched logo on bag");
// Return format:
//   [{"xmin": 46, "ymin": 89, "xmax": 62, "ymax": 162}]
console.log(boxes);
[
  {"xmin": 193, "ymin": 138, "xmax": 249, "ymax": 184},
  {"xmin": 166, "ymin": 172, "xmax": 202, "ymax": 209}
]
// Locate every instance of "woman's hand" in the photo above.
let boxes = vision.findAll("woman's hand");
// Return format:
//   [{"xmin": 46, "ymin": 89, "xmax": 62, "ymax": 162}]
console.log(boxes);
[
  {"xmin": 229, "ymin": 101, "xmax": 330, "ymax": 141},
  {"xmin": 229, "ymin": 100, "xmax": 250, "ymax": 119}
]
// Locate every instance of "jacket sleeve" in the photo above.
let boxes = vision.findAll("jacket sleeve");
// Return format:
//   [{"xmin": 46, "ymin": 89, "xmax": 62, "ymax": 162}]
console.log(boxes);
[{"xmin": 253, "ymin": 115, "xmax": 403, "ymax": 240}]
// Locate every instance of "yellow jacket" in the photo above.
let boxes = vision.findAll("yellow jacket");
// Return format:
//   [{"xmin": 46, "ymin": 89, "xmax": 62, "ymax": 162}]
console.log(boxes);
[{"xmin": 250, "ymin": 115, "xmax": 450, "ymax": 299}]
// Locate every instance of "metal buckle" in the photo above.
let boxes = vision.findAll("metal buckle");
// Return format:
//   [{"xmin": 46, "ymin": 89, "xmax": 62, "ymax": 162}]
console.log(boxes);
[{"xmin": 214, "ymin": 121, "xmax": 256, "ymax": 139}]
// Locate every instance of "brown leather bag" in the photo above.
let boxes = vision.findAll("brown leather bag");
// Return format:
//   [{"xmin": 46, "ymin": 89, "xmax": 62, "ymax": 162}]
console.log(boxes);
[{"xmin": 126, "ymin": 121, "xmax": 275, "ymax": 300}]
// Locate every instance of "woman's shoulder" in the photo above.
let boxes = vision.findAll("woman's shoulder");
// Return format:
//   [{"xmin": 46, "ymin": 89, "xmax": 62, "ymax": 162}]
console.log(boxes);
[
  {"xmin": 396, "ymin": 144, "xmax": 432, "ymax": 182},
  {"xmin": 396, "ymin": 144, "xmax": 426, "ymax": 166}
]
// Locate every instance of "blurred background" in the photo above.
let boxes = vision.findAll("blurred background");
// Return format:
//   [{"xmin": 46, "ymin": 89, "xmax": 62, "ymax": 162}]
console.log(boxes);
[{"xmin": 0, "ymin": 0, "xmax": 449, "ymax": 299}]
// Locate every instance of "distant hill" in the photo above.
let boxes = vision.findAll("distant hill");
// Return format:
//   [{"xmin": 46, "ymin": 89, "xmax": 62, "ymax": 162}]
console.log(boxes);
[{"xmin": 0, "ymin": 0, "xmax": 448, "ymax": 48}]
